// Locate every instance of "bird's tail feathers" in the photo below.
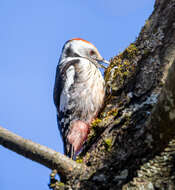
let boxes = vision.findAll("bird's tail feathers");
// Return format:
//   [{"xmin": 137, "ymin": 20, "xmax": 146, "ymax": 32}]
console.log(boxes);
[
  {"xmin": 66, "ymin": 120, "xmax": 89, "ymax": 159},
  {"xmin": 66, "ymin": 143, "xmax": 76, "ymax": 160}
]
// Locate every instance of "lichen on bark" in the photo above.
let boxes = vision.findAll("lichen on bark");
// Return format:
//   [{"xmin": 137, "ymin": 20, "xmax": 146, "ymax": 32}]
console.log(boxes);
[{"xmin": 50, "ymin": 0, "xmax": 175, "ymax": 189}]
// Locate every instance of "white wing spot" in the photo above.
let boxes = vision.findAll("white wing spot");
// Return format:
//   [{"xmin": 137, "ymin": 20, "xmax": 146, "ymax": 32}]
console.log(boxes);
[
  {"xmin": 65, "ymin": 66, "xmax": 75, "ymax": 91},
  {"xmin": 60, "ymin": 65, "xmax": 75, "ymax": 112}
]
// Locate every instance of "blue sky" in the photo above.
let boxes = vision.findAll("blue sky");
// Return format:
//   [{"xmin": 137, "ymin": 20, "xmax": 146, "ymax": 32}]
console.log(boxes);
[{"xmin": 0, "ymin": 0, "xmax": 154, "ymax": 189}]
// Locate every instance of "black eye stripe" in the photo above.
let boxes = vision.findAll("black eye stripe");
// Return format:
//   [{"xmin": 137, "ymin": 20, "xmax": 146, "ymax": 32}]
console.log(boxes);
[
  {"xmin": 65, "ymin": 47, "xmax": 80, "ymax": 58},
  {"xmin": 65, "ymin": 47, "xmax": 72, "ymax": 56}
]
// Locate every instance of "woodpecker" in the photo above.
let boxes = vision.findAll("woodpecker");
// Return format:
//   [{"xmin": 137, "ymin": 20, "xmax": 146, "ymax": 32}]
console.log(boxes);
[{"xmin": 53, "ymin": 38, "xmax": 109, "ymax": 158}]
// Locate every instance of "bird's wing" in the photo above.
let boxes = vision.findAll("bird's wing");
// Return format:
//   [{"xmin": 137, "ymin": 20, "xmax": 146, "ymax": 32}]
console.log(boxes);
[
  {"xmin": 53, "ymin": 59, "xmax": 80, "ymax": 112},
  {"xmin": 53, "ymin": 59, "xmax": 80, "ymax": 157},
  {"xmin": 53, "ymin": 64, "xmax": 63, "ymax": 112}
]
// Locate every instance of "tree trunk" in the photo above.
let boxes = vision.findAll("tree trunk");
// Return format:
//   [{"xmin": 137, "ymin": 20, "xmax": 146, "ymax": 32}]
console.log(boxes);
[
  {"xmin": 59, "ymin": 0, "xmax": 175, "ymax": 189},
  {"xmin": 1, "ymin": 0, "xmax": 175, "ymax": 189}
]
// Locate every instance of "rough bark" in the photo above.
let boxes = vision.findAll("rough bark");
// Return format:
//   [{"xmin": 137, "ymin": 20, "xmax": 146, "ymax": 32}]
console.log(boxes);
[
  {"xmin": 1, "ymin": 0, "xmax": 175, "ymax": 189},
  {"xmin": 68, "ymin": 0, "xmax": 175, "ymax": 189}
]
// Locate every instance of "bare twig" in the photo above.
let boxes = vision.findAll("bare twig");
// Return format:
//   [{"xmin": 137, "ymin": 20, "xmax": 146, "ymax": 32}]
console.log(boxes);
[{"xmin": 0, "ymin": 126, "xmax": 87, "ymax": 179}]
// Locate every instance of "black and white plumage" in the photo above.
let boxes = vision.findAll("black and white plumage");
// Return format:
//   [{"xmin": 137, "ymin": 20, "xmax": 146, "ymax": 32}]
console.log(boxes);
[{"xmin": 53, "ymin": 38, "xmax": 109, "ymax": 158}]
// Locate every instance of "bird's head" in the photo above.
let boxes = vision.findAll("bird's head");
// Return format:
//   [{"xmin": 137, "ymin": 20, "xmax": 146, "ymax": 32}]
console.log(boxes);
[{"xmin": 60, "ymin": 38, "xmax": 109, "ymax": 68}]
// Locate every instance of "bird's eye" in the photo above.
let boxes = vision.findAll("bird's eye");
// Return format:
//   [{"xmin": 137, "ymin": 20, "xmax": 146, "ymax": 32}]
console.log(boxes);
[{"xmin": 90, "ymin": 50, "xmax": 95, "ymax": 56}]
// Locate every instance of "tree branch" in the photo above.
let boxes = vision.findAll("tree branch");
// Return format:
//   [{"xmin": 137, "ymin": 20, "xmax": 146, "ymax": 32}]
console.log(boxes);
[
  {"xmin": 0, "ymin": 126, "xmax": 87, "ymax": 179},
  {"xmin": 72, "ymin": 0, "xmax": 175, "ymax": 188},
  {"xmin": 1, "ymin": 0, "xmax": 175, "ymax": 189}
]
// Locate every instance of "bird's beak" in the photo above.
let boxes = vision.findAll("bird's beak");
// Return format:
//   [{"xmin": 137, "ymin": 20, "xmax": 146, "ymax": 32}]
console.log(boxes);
[
  {"xmin": 97, "ymin": 58, "xmax": 110, "ymax": 69},
  {"xmin": 101, "ymin": 58, "xmax": 110, "ymax": 65}
]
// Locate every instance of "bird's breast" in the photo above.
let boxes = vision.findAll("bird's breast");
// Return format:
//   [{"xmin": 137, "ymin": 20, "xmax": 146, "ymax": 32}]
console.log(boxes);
[
  {"xmin": 77, "ymin": 62, "xmax": 105, "ymax": 123},
  {"xmin": 59, "ymin": 58, "xmax": 105, "ymax": 124}
]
